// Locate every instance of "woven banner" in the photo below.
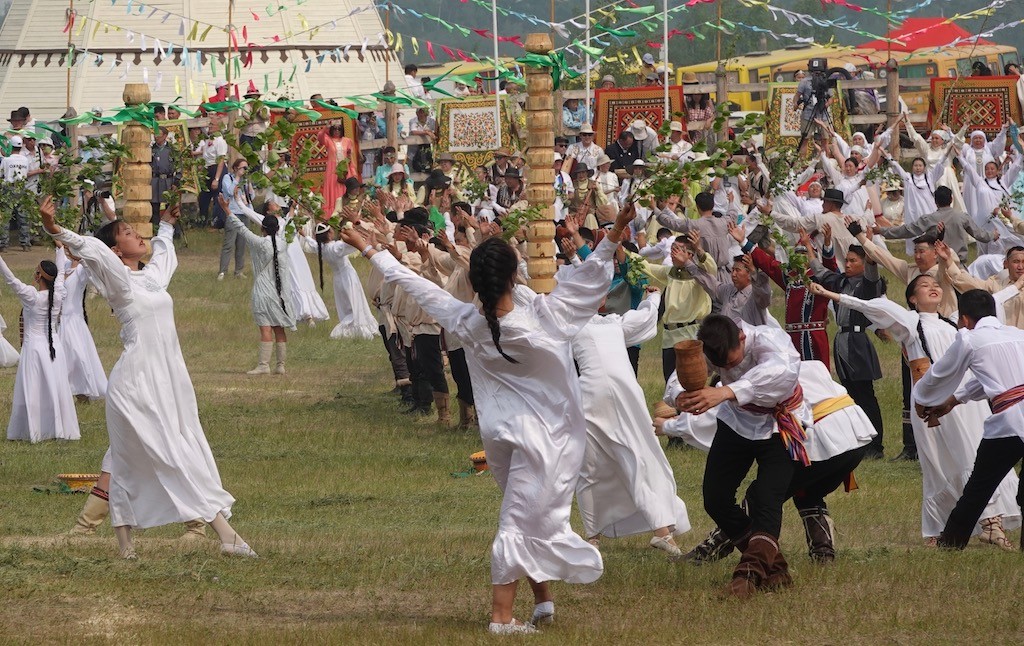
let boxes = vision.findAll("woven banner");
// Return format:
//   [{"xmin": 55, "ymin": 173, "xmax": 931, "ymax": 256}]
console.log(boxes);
[
  {"xmin": 593, "ymin": 85, "xmax": 685, "ymax": 149},
  {"xmin": 928, "ymin": 76, "xmax": 1022, "ymax": 138},
  {"xmin": 269, "ymin": 106, "xmax": 360, "ymax": 185},
  {"xmin": 765, "ymin": 82, "xmax": 849, "ymax": 153},
  {"xmin": 435, "ymin": 96, "xmax": 515, "ymax": 169}
]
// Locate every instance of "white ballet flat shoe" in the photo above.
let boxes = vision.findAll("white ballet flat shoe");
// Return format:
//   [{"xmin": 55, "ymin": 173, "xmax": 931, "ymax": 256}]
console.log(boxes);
[
  {"xmin": 220, "ymin": 542, "xmax": 259, "ymax": 558},
  {"xmin": 488, "ymin": 619, "xmax": 538, "ymax": 635}
]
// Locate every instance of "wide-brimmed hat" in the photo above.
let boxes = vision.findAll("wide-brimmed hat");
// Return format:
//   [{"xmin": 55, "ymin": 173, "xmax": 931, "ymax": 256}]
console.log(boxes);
[
  {"xmin": 882, "ymin": 179, "xmax": 903, "ymax": 192},
  {"xmin": 601, "ymin": 75, "xmax": 616, "ymax": 85},
  {"xmin": 436, "ymin": 152, "xmax": 455, "ymax": 163},
  {"xmin": 388, "ymin": 162, "xmax": 406, "ymax": 177},
  {"xmin": 579, "ymin": 124, "xmax": 595, "ymax": 135},
  {"xmin": 553, "ymin": 152, "xmax": 564, "ymax": 162},
  {"xmin": 629, "ymin": 120, "xmax": 649, "ymax": 141},
  {"xmin": 494, "ymin": 146, "xmax": 511, "ymax": 158},
  {"xmin": 681, "ymin": 71, "xmax": 699, "ymax": 84},
  {"xmin": 669, "ymin": 121, "xmax": 684, "ymax": 133},
  {"xmin": 595, "ymin": 153, "xmax": 612, "ymax": 167},
  {"xmin": 503, "ymin": 168, "xmax": 522, "ymax": 180},
  {"xmin": 822, "ymin": 188, "xmax": 846, "ymax": 205},
  {"xmin": 425, "ymin": 169, "xmax": 453, "ymax": 189},
  {"xmin": 7, "ymin": 110, "xmax": 20, "ymax": 122},
  {"xmin": 572, "ymin": 165, "xmax": 592, "ymax": 176},
  {"xmin": 344, "ymin": 177, "xmax": 365, "ymax": 192},
  {"xmin": 633, "ymin": 159, "xmax": 647, "ymax": 167}
]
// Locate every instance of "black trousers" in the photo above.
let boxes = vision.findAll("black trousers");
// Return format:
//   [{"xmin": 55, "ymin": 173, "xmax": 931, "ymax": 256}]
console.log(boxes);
[
  {"xmin": 900, "ymin": 360, "xmax": 917, "ymax": 453},
  {"xmin": 939, "ymin": 436, "xmax": 1024, "ymax": 548},
  {"xmin": 627, "ymin": 345, "xmax": 641, "ymax": 377},
  {"xmin": 842, "ymin": 378, "xmax": 884, "ymax": 452},
  {"xmin": 703, "ymin": 420, "xmax": 795, "ymax": 541},
  {"xmin": 661, "ymin": 347, "xmax": 675, "ymax": 382},
  {"xmin": 199, "ymin": 166, "xmax": 218, "ymax": 225},
  {"xmin": 788, "ymin": 445, "xmax": 868, "ymax": 510},
  {"xmin": 411, "ymin": 334, "xmax": 448, "ymax": 406},
  {"xmin": 378, "ymin": 325, "xmax": 409, "ymax": 382},
  {"xmin": 448, "ymin": 347, "xmax": 474, "ymax": 406}
]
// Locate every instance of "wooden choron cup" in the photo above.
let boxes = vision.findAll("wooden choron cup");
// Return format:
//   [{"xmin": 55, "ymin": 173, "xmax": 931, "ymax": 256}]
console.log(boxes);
[{"xmin": 675, "ymin": 339, "xmax": 708, "ymax": 392}]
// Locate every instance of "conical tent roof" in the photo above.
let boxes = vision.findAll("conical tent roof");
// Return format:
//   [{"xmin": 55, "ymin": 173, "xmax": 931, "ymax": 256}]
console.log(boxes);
[
  {"xmin": 858, "ymin": 17, "xmax": 995, "ymax": 53},
  {"xmin": 0, "ymin": 0, "xmax": 404, "ymax": 118}
]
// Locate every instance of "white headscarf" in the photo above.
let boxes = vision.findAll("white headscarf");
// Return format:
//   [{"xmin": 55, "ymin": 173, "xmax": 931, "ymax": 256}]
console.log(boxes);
[{"xmin": 970, "ymin": 130, "xmax": 988, "ymax": 148}]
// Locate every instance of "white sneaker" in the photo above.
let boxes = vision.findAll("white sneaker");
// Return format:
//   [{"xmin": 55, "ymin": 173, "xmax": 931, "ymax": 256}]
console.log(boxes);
[
  {"xmin": 488, "ymin": 619, "xmax": 538, "ymax": 635},
  {"xmin": 220, "ymin": 542, "xmax": 259, "ymax": 558},
  {"xmin": 217, "ymin": 272, "xmax": 225, "ymax": 281},
  {"xmin": 650, "ymin": 534, "xmax": 683, "ymax": 560},
  {"xmin": 530, "ymin": 601, "xmax": 554, "ymax": 626}
]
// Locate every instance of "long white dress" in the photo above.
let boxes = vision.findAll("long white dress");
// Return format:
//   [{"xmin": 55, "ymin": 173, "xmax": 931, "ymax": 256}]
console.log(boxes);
[
  {"xmin": 238, "ymin": 205, "xmax": 329, "ymax": 324},
  {"xmin": 905, "ymin": 120, "xmax": 967, "ymax": 214},
  {"xmin": 300, "ymin": 237, "xmax": 377, "ymax": 340},
  {"xmin": 56, "ymin": 250, "xmax": 107, "ymax": 400},
  {"xmin": 369, "ymin": 237, "xmax": 620, "ymax": 585},
  {"xmin": 0, "ymin": 256, "xmax": 79, "ymax": 442},
  {"xmin": 572, "ymin": 293, "xmax": 690, "ymax": 539},
  {"xmin": 961, "ymin": 156, "xmax": 1024, "ymax": 254},
  {"xmin": 838, "ymin": 294, "xmax": 1022, "ymax": 537},
  {"xmin": 54, "ymin": 222, "xmax": 235, "ymax": 528},
  {"xmin": 0, "ymin": 311, "xmax": 17, "ymax": 367}
]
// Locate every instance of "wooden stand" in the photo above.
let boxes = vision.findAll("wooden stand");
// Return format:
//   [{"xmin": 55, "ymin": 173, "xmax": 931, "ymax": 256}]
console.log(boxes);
[
  {"xmin": 523, "ymin": 33, "xmax": 557, "ymax": 294},
  {"xmin": 121, "ymin": 83, "xmax": 154, "ymax": 239}
]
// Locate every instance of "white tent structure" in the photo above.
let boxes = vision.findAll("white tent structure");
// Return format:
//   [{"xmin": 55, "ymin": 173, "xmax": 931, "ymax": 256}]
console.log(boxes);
[{"xmin": 0, "ymin": 0, "xmax": 403, "ymax": 119}]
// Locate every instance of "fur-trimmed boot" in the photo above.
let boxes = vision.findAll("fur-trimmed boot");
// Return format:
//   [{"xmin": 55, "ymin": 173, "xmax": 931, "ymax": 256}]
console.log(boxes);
[
  {"xmin": 273, "ymin": 342, "xmax": 287, "ymax": 375},
  {"xmin": 180, "ymin": 519, "xmax": 209, "ymax": 542},
  {"xmin": 247, "ymin": 341, "xmax": 273, "ymax": 375},
  {"xmin": 433, "ymin": 392, "xmax": 451, "ymax": 426},
  {"xmin": 69, "ymin": 487, "xmax": 109, "ymax": 535},
  {"xmin": 800, "ymin": 506, "xmax": 837, "ymax": 562}
]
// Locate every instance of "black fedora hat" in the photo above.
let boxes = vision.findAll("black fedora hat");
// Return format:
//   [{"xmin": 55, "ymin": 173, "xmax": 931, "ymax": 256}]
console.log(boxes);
[{"xmin": 822, "ymin": 188, "xmax": 846, "ymax": 205}]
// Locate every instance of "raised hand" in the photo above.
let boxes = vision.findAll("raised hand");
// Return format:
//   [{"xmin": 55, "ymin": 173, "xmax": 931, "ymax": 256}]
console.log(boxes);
[
  {"xmin": 727, "ymin": 220, "xmax": 745, "ymax": 244},
  {"xmin": 339, "ymin": 223, "xmax": 368, "ymax": 250},
  {"xmin": 559, "ymin": 236, "xmax": 578, "ymax": 259},
  {"xmin": 821, "ymin": 222, "xmax": 832, "ymax": 249},
  {"xmin": 934, "ymin": 239, "xmax": 952, "ymax": 262},
  {"xmin": 39, "ymin": 196, "xmax": 59, "ymax": 234}
]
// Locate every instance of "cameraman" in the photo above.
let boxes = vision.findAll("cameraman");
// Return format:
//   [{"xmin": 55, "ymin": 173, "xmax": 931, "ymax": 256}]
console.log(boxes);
[{"xmin": 795, "ymin": 61, "xmax": 833, "ymax": 150}]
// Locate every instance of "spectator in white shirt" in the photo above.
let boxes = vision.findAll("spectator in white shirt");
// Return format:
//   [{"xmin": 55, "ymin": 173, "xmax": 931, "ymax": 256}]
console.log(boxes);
[
  {"xmin": 405, "ymin": 64, "xmax": 427, "ymax": 100},
  {"xmin": 658, "ymin": 121, "xmax": 694, "ymax": 165},
  {"xmin": 0, "ymin": 135, "xmax": 31, "ymax": 250},
  {"xmin": 565, "ymin": 125, "xmax": 602, "ymax": 175}
]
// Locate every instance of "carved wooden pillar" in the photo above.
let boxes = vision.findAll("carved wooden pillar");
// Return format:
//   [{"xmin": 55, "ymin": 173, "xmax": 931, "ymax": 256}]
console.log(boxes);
[
  {"xmin": 522, "ymin": 33, "xmax": 557, "ymax": 294},
  {"xmin": 121, "ymin": 83, "xmax": 154, "ymax": 239}
]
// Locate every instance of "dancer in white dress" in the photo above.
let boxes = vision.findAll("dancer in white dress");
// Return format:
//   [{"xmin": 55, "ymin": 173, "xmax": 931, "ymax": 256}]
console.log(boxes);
[
  {"xmin": 338, "ymin": 205, "xmax": 638, "ymax": 635},
  {"xmin": 238, "ymin": 201, "xmax": 329, "ymax": 326},
  {"xmin": 0, "ymin": 310, "xmax": 17, "ymax": 367},
  {"xmin": 40, "ymin": 199, "xmax": 255, "ymax": 560},
  {"xmin": 880, "ymin": 150, "xmax": 952, "ymax": 254},
  {"xmin": 299, "ymin": 222, "xmax": 377, "ymax": 340},
  {"xmin": 961, "ymin": 156, "xmax": 1024, "ymax": 253},
  {"xmin": 810, "ymin": 276, "xmax": 1022, "ymax": 545},
  {"xmin": 904, "ymin": 120, "xmax": 967, "ymax": 213},
  {"xmin": 226, "ymin": 213, "xmax": 295, "ymax": 375},
  {"xmin": 571, "ymin": 289, "xmax": 690, "ymax": 556},
  {"xmin": 55, "ymin": 246, "xmax": 107, "ymax": 401},
  {"xmin": 0, "ymin": 254, "xmax": 79, "ymax": 442}
]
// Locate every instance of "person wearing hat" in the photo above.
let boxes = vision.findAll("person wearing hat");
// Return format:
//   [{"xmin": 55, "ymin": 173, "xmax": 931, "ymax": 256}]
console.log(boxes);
[
  {"xmin": 6, "ymin": 106, "xmax": 30, "ymax": 132},
  {"xmin": 417, "ymin": 168, "xmax": 454, "ymax": 211},
  {"xmin": 0, "ymin": 135, "xmax": 32, "ymax": 251},
  {"xmin": 770, "ymin": 184, "xmax": 870, "ymax": 272},
  {"xmin": 618, "ymin": 159, "xmax": 649, "ymax": 211},
  {"xmin": 435, "ymin": 152, "xmax": 468, "ymax": 198},
  {"xmin": 904, "ymin": 120, "xmax": 968, "ymax": 213},
  {"xmin": 815, "ymin": 142, "xmax": 871, "ymax": 233},
  {"xmin": 565, "ymin": 124, "xmax": 602, "ymax": 175},
  {"xmin": 629, "ymin": 119, "xmax": 660, "ymax": 160},
  {"xmin": 684, "ymin": 77, "xmax": 717, "ymax": 150},
  {"xmin": 594, "ymin": 154, "xmax": 620, "ymax": 209},
  {"xmin": 657, "ymin": 121, "xmax": 694, "ymax": 165},
  {"xmin": 562, "ymin": 98, "xmax": 586, "ymax": 135},
  {"xmin": 638, "ymin": 52, "xmax": 658, "ymax": 85},
  {"xmin": 553, "ymin": 153, "xmax": 574, "ymax": 221},
  {"xmin": 383, "ymin": 162, "xmax": 416, "ymax": 202},
  {"xmin": 599, "ymin": 75, "xmax": 616, "ymax": 90},
  {"xmin": 605, "ymin": 130, "xmax": 639, "ymax": 174},
  {"xmin": 239, "ymin": 81, "xmax": 269, "ymax": 150},
  {"xmin": 495, "ymin": 168, "xmax": 525, "ymax": 214},
  {"xmin": 488, "ymin": 147, "xmax": 513, "ymax": 185},
  {"xmin": 568, "ymin": 163, "xmax": 613, "ymax": 229},
  {"xmin": 879, "ymin": 178, "xmax": 904, "ymax": 225},
  {"xmin": 408, "ymin": 107, "xmax": 437, "ymax": 173},
  {"xmin": 340, "ymin": 177, "xmax": 367, "ymax": 210}
]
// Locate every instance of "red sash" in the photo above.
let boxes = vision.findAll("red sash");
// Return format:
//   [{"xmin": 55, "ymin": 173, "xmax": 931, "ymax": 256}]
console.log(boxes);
[
  {"xmin": 991, "ymin": 384, "xmax": 1024, "ymax": 415},
  {"xmin": 741, "ymin": 385, "xmax": 811, "ymax": 466}
]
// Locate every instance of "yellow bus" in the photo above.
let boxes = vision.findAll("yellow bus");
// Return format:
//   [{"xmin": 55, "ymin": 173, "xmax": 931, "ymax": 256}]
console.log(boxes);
[
  {"xmin": 674, "ymin": 44, "xmax": 852, "ymax": 111},
  {"xmin": 772, "ymin": 49, "xmax": 888, "ymax": 81},
  {"xmin": 887, "ymin": 45, "xmax": 1020, "ymax": 113}
]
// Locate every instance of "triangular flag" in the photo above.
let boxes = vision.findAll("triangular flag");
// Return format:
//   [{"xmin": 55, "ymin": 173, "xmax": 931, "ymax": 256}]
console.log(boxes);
[
  {"xmin": 188, "ymin": 22, "xmax": 198, "ymax": 40},
  {"xmin": 200, "ymin": 24, "xmax": 213, "ymax": 41},
  {"xmin": 411, "ymin": 37, "xmax": 419, "ymax": 55}
]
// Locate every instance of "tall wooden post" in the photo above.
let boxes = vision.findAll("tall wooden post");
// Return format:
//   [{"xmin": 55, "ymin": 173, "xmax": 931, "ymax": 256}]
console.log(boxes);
[
  {"xmin": 886, "ymin": 58, "xmax": 901, "ymax": 156},
  {"xmin": 121, "ymin": 83, "xmax": 155, "ymax": 239},
  {"xmin": 523, "ymin": 33, "xmax": 557, "ymax": 294},
  {"xmin": 715, "ymin": 61, "xmax": 729, "ymax": 144},
  {"xmin": 382, "ymin": 80, "xmax": 398, "ymax": 148}
]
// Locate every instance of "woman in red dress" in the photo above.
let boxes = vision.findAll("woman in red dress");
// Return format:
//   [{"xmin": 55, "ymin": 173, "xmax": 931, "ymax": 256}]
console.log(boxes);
[{"xmin": 318, "ymin": 124, "xmax": 358, "ymax": 217}]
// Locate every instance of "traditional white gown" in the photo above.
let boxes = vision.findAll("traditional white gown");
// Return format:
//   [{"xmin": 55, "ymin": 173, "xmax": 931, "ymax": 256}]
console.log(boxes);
[
  {"xmin": 571, "ymin": 293, "xmax": 690, "ymax": 540},
  {"xmin": 0, "ymin": 312, "xmax": 17, "ymax": 367},
  {"xmin": 56, "ymin": 250, "xmax": 107, "ymax": 400},
  {"xmin": 300, "ymin": 237, "xmax": 377, "ymax": 340},
  {"xmin": 369, "ymin": 237, "xmax": 620, "ymax": 585},
  {"xmin": 886, "ymin": 156, "xmax": 949, "ymax": 255},
  {"xmin": 905, "ymin": 120, "xmax": 967, "ymax": 213},
  {"xmin": 238, "ymin": 205, "xmax": 329, "ymax": 324},
  {"xmin": 0, "ymin": 256, "xmax": 79, "ymax": 442},
  {"xmin": 961, "ymin": 156, "xmax": 1024, "ymax": 254},
  {"xmin": 839, "ymin": 294, "xmax": 1022, "ymax": 537},
  {"xmin": 54, "ymin": 222, "xmax": 235, "ymax": 529}
]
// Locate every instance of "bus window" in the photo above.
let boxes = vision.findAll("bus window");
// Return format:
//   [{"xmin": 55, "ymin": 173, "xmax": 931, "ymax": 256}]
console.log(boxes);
[{"xmin": 901, "ymin": 64, "xmax": 937, "ymax": 78}]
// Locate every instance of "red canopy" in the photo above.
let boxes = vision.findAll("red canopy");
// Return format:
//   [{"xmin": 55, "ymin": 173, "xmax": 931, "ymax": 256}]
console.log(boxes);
[{"xmin": 858, "ymin": 17, "xmax": 994, "ymax": 52}]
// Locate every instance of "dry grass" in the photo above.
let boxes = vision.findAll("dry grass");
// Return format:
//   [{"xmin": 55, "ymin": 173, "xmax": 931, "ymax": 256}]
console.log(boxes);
[{"xmin": 1, "ymin": 231, "xmax": 1022, "ymax": 644}]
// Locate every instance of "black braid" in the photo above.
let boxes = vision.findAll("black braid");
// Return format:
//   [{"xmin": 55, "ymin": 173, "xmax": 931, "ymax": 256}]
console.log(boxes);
[
  {"xmin": 916, "ymin": 319, "xmax": 934, "ymax": 362},
  {"xmin": 270, "ymin": 231, "xmax": 287, "ymax": 315},
  {"xmin": 81, "ymin": 284, "xmax": 89, "ymax": 326},
  {"xmin": 317, "ymin": 239, "xmax": 324, "ymax": 291},
  {"xmin": 469, "ymin": 238, "xmax": 519, "ymax": 363}
]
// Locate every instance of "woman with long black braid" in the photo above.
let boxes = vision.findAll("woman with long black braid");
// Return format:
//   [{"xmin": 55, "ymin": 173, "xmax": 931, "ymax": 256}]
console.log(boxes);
[
  {"xmin": 55, "ymin": 244, "xmax": 107, "ymax": 401},
  {"xmin": 811, "ymin": 275, "xmax": 1024, "ymax": 547},
  {"xmin": 225, "ymin": 213, "xmax": 295, "ymax": 374},
  {"xmin": 340, "ymin": 204, "xmax": 637, "ymax": 635},
  {"xmin": 0, "ymin": 252, "xmax": 79, "ymax": 441}
]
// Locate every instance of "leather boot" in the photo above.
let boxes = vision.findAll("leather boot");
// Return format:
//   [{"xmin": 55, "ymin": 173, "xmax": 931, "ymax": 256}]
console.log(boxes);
[
  {"xmin": 726, "ymin": 532, "xmax": 780, "ymax": 599},
  {"xmin": 247, "ymin": 341, "xmax": 273, "ymax": 374},
  {"xmin": 68, "ymin": 491, "xmax": 109, "ymax": 535},
  {"xmin": 762, "ymin": 548, "xmax": 793, "ymax": 590},
  {"xmin": 274, "ymin": 342, "xmax": 287, "ymax": 375},
  {"xmin": 433, "ymin": 392, "xmax": 451, "ymax": 426},
  {"xmin": 180, "ymin": 519, "xmax": 208, "ymax": 542},
  {"xmin": 458, "ymin": 400, "xmax": 478, "ymax": 429},
  {"xmin": 683, "ymin": 527, "xmax": 736, "ymax": 565},
  {"xmin": 800, "ymin": 506, "xmax": 836, "ymax": 562},
  {"xmin": 399, "ymin": 384, "xmax": 415, "ymax": 405}
]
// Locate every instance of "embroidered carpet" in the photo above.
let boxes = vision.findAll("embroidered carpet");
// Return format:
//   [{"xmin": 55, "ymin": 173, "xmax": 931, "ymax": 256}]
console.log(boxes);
[
  {"xmin": 929, "ymin": 76, "xmax": 1022, "ymax": 137},
  {"xmin": 593, "ymin": 86, "xmax": 685, "ymax": 149}
]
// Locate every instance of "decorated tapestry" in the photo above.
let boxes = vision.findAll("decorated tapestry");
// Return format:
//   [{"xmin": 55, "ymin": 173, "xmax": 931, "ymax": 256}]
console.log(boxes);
[
  {"xmin": 593, "ymin": 85, "xmax": 685, "ymax": 149},
  {"xmin": 765, "ymin": 82, "xmax": 849, "ymax": 153},
  {"xmin": 435, "ymin": 97, "xmax": 515, "ymax": 169},
  {"xmin": 928, "ymin": 76, "xmax": 1022, "ymax": 137},
  {"xmin": 269, "ymin": 106, "xmax": 360, "ymax": 185}
]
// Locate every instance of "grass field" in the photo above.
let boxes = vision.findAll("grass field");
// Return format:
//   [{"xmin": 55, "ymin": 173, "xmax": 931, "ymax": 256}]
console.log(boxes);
[{"xmin": 0, "ymin": 230, "xmax": 1022, "ymax": 644}]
